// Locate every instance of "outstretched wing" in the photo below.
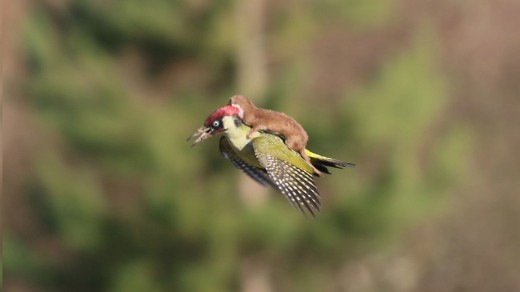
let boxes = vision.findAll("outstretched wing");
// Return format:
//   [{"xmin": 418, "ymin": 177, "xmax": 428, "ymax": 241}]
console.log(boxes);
[
  {"xmin": 252, "ymin": 136, "xmax": 321, "ymax": 217},
  {"xmin": 219, "ymin": 136, "xmax": 276, "ymax": 188}
]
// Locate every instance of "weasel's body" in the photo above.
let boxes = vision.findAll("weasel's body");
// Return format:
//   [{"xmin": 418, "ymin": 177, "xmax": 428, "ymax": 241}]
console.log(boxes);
[{"xmin": 229, "ymin": 95, "xmax": 322, "ymax": 176}]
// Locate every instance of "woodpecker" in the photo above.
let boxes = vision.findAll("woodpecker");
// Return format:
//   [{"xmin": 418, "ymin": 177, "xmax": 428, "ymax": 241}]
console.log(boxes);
[
  {"xmin": 228, "ymin": 95, "xmax": 322, "ymax": 175},
  {"xmin": 187, "ymin": 105, "xmax": 355, "ymax": 217}
]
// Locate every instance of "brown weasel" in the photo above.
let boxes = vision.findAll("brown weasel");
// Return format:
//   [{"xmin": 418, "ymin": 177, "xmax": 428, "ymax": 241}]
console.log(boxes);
[{"xmin": 228, "ymin": 95, "xmax": 322, "ymax": 176}]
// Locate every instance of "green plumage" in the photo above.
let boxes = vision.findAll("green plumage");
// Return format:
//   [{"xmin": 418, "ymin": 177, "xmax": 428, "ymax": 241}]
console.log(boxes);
[{"xmin": 218, "ymin": 116, "xmax": 355, "ymax": 216}]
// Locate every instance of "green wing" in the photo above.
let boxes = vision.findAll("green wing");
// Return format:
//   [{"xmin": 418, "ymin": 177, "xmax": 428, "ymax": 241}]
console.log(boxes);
[
  {"xmin": 252, "ymin": 135, "xmax": 321, "ymax": 217},
  {"xmin": 219, "ymin": 136, "xmax": 276, "ymax": 188}
]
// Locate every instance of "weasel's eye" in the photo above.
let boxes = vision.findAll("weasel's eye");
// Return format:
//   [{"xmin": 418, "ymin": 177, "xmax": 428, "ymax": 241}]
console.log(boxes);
[{"xmin": 212, "ymin": 120, "xmax": 220, "ymax": 128}]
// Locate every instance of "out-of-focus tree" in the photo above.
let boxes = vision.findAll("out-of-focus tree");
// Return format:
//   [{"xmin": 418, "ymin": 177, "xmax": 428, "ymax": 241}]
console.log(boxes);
[{"xmin": 6, "ymin": 0, "xmax": 506, "ymax": 291}]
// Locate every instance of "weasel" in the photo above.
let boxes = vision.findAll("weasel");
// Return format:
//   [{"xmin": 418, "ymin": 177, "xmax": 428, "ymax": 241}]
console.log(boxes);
[{"xmin": 228, "ymin": 95, "xmax": 322, "ymax": 176}]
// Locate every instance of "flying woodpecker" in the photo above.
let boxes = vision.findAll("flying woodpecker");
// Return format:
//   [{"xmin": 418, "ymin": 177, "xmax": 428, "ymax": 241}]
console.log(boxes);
[{"xmin": 187, "ymin": 105, "xmax": 355, "ymax": 217}]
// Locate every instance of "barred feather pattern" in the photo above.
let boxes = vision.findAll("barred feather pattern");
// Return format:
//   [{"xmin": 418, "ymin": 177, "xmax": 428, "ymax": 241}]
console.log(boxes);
[
  {"xmin": 255, "ymin": 153, "xmax": 321, "ymax": 217},
  {"xmin": 219, "ymin": 137, "xmax": 276, "ymax": 188}
]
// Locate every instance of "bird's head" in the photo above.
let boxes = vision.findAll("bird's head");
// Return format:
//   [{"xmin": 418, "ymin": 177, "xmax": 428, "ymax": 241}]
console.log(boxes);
[{"xmin": 187, "ymin": 105, "xmax": 242, "ymax": 146}]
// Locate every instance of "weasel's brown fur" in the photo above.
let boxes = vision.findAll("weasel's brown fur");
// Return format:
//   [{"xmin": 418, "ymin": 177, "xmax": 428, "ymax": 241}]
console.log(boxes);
[{"xmin": 229, "ymin": 95, "xmax": 322, "ymax": 176}]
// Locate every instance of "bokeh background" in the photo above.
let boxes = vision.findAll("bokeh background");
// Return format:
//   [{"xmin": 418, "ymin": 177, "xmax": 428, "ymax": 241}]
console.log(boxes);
[{"xmin": 3, "ymin": 0, "xmax": 520, "ymax": 291}]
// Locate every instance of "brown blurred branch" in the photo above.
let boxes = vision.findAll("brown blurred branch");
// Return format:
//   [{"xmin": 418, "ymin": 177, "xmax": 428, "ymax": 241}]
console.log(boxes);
[{"xmin": 235, "ymin": 1, "xmax": 272, "ymax": 292}]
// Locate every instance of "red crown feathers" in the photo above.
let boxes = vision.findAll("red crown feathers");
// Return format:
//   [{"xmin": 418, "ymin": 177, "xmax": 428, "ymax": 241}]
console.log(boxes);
[{"xmin": 204, "ymin": 105, "xmax": 240, "ymax": 126}]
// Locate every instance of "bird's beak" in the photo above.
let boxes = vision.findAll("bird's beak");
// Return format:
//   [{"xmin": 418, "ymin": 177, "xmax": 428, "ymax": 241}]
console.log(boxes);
[{"xmin": 186, "ymin": 126, "xmax": 214, "ymax": 146}]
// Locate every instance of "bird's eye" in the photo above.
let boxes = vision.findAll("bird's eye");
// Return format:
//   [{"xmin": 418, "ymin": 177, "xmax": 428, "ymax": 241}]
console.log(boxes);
[{"xmin": 213, "ymin": 120, "xmax": 220, "ymax": 128}]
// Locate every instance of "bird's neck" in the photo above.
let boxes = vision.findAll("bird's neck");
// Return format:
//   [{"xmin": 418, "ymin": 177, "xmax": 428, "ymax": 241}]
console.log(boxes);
[{"xmin": 221, "ymin": 116, "xmax": 260, "ymax": 150}]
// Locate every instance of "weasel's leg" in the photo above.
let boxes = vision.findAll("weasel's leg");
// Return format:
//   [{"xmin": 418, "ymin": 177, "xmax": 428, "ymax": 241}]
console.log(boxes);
[
  {"xmin": 285, "ymin": 136, "xmax": 321, "ymax": 176},
  {"xmin": 300, "ymin": 149, "xmax": 322, "ymax": 176},
  {"xmin": 246, "ymin": 125, "xmax": 261, "ymax": 139}
]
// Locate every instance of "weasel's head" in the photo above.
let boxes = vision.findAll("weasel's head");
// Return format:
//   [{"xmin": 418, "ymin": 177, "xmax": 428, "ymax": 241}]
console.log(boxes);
[{"xmin": 228, "ymin": 95, "xmax": 255, "ymax": 119}]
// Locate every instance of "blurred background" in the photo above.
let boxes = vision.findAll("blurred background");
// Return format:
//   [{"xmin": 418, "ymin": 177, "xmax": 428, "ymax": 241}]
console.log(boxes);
[{"xmin": 3, "ymin": 0, "xmax": 520, "ymax": 291}]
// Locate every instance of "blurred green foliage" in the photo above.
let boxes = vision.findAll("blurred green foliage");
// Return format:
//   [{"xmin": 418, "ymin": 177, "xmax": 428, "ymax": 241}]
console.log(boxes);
[{"xmin": 6, "ymin": 0, "xmax": 471, "ymax": 291}]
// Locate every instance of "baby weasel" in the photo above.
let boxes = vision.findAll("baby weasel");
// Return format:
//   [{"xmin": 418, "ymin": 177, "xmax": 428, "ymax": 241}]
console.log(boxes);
[{"xmin": 228, "ymin": 95, "xmax": 322, "ymax": 176}]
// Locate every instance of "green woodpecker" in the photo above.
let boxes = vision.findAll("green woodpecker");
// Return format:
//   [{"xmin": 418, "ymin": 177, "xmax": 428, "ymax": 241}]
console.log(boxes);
[{"xmin": 187, "ymin": 105, "xmax": 355, "ymax": 216}]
